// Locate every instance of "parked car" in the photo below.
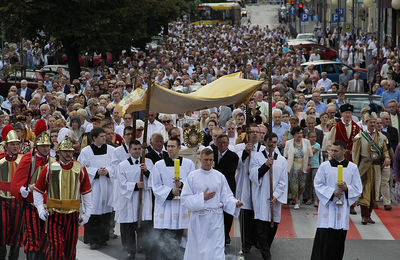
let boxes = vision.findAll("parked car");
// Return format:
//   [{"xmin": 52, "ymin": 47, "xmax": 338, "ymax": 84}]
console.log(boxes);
[
  {"xmin": 301, "ymin": 60, "xmax": 367, "ymax": 84},
  {"xmin": 295, "ymin": 33, "xmax": 316, "ymax": 42},
  {"xmin": 41, "ymin": 65, "xmax": 91, "ymax": 79},
  {"xmin": 305, "ymin": 93, "xmax": 382, "ymax": 119},
  {"xmin": 0, "ymin": 70, "xmax": 44, "ymax": 97},
  {"xmin": 289, "ymin": 41, "xmax": 337, "ymax": 60}
]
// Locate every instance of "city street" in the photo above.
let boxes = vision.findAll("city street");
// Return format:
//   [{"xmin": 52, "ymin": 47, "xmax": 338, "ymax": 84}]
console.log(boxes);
[
  {"xmin": 4, "ymin": 1, "xmax": 400, "ymax": 259},
  {"xmin": 71, "ymin": 204, "xmax": 400, "ymax": 259}
]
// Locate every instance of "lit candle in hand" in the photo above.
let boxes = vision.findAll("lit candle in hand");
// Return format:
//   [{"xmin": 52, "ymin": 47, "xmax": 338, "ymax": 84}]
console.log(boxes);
[
  {"xmin": 338, "ymin": 165, "xmax": 343, "ymax": 185},
  {"xmin": 174, "ymin": 159, "xmax": 180, "ymax": 179}
]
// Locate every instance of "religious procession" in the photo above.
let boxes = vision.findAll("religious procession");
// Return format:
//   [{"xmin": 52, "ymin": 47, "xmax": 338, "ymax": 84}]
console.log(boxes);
[{"xmin": 1, "ymin": 1, "xmax": 400, "ymax": 260}]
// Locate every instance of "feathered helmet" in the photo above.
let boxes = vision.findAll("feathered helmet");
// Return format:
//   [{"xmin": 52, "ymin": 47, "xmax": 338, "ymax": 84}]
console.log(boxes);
[
  {"xmin": 362, "ymin": 112, "xmax": 377, "ymax": 122},
  {"xmin": 58, "ymin": 136, "xmax": 74, "ymax": 151},
  {"xmin": 1, "ymin": 125, "xmax": 20, "ymax": 143},
  {"xmin": 34, "ymin": 119, "xmax": 51, "ymax": 146}
]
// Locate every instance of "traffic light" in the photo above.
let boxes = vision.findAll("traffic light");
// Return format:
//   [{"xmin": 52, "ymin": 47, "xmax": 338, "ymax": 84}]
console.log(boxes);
[
  {"xmin": 298, "ymin": 3, "xmax": 303, "ymax": 14},
  {"xmin": 291, "ymin": 0, "xmax": 295, "ymax": 5}
]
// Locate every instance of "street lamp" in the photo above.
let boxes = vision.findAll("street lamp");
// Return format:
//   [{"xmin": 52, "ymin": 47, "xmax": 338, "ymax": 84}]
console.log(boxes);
[{"xmin": 392, "ymin": 0, "xmax": 400, "ymax": 9}]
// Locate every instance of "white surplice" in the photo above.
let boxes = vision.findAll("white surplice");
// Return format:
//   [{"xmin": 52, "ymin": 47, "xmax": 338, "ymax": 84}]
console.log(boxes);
[
  {"xmin": 235, "ymin": 143, "xmax": 265, "ymax": 210},
  {"xmin": 151, "ymin": 157, "xmax": 195, "ymax": 229},
  {"xmin": 181, "ymin": 168, "xmax": 240, "ymax": 260},
  {"xmin": 314, "ymin": 161, "xmax": 362, "ymax": 230},
  {"xmin": 115, "ymin": 157, "xmax": 154, "ymax": 223},
  {"xmin": 249, "ymin": 150, "xmax": 288, "ymax": 223},
  {"xmin": 111, "ymin": 144, "xmax": 131, "ymax": 207},
  {"xmin": 77, "ymin": 144, "xmax": 115, "ymax": 215}
]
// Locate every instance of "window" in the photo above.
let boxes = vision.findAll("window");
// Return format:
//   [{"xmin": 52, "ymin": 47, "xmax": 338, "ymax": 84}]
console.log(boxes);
[
  {"xmin": 336, "ymin": 63, "xmax": 353, "ymax": 74},
  {"xmin": 321, "ymin": 64, "xmax": 336, "ymax": 74}
]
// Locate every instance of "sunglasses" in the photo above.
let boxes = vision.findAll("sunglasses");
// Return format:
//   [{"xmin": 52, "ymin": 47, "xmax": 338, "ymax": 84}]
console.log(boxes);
[{"xmin": 162, "ymin": 120, "xmax": 171, "ymax": 124}]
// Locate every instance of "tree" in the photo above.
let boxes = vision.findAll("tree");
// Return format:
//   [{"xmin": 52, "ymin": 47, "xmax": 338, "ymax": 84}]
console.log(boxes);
[{"xmin": 0, "ymin": 0, "xmax": 193, "ymax": 80}]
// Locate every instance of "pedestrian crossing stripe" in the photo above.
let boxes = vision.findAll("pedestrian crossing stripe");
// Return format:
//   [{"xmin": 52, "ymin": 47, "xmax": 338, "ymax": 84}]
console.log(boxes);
[{"xmin": 78, "ymin": 205, "xmax": 400, "ymax": 241}]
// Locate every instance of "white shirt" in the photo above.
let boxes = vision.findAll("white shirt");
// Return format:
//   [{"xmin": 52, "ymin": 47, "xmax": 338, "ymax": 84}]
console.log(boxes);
[
  {"xmin": 314, "ymin": 161, "xmax": 362, "ymax": 230},
  {"xmin": 316, "ymin": 78, "xmax": 332, "ymax": 92},
  {"xmin": 181, "ymin": 168, "xmax": 239, "ymax": 260},
  {"xmin": 249, "ymin": 150, "xmax": 288, "ymax": 222},
  {"xmin": 115, "ymin": 157, "xmax": 154, "ymax": 223},
  {"xmin": 20, "ymin": 88, "xmax": 27, "ymax": 99},
  {"xmin": 147, "ymin": 120, "xmax": 167, "ymax": 143},
  {"xmin": 151, "ymin": 157, "xmax": 195, "ymax": 229}
]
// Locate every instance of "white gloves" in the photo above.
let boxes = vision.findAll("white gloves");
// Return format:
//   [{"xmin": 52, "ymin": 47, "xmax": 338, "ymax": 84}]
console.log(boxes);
[
  {"xmin": 20, "ymin": 186, "xmax": 29, "ymax": 198},
  {"xmin": 37, "ymin": 205, "xmax": 48, "ymax": 221},
  {"xmin": 79, "ymin": 214, "xmax": 90, "ymax": 226},
  {"xmin": 79, "ymin": 193, "xmax": 93, "ymax": 226},
  {"xmin": 33, "ymin": 190, "xmax": 47, "ymax": 221}
]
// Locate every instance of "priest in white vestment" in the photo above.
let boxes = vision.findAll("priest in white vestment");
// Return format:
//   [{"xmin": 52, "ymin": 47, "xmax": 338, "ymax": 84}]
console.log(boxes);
[
  {"xmin": 151, "ymin": 137, "xmax": 195, "ymax": 259},
  {"xmin": 181, "ymin": 148, "xmax": 242, "ymax": 260},
  {"xmin": 111, "ymin": 126, "xmax": 134, "ymax": 205},
  {"xmin": 235, "ymin": 124, "xmax": 265, "ymax": 253},
  {"xmin": 115, "ymin": 140, "xmax": 154, "ymax": 259},
  {"xmin": 311, "ymin": 140, "xmax": 362, "ymax": 260},
  {"xmin": 77, "ymin": 127, "xmax": 115, "ymax": 249},
  {"xmin": 249, "ymin": 133, "xmax": 288, "ymax": 260}
]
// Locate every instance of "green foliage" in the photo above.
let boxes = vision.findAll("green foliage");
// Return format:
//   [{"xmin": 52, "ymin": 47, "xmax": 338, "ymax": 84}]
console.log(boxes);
[{"xmin": 0, "ymin": 0, "xmax": 193, "ymax": 55}]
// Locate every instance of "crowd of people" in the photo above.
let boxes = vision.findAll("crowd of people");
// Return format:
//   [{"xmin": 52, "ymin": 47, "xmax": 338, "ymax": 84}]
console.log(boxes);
[{"xmin": 0, "ymin": 21, "xmax": 399, "ymax": 260}]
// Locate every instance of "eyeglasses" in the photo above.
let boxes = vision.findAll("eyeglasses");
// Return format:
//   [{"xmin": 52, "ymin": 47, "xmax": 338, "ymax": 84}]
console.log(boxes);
[
  {"xmin": 136, "ymin": 129, "xmax": 144, "ymax": 131},
  {"xmin": 162, "ymin": 120, "xmax": 171, "ymax": 124},
  {"xmin": 130, "ymin": 148, "xmax": 141, "ymax": 150}
]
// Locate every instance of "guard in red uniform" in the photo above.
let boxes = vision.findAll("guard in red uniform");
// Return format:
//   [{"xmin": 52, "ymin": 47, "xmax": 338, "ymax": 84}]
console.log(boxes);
[
  {"xmin": 33, "ymin": 136, "xmax": 92, "ymax": 260},
  {"xmin": 327, "ymin": 104, "xmax": 361, "ymax": 162},
  {"xmin": 326, "ymin": 104, "xmax": 361, "ymax": 215},
  {"xmin": 0, "ymin": 126, "xmax": 23, "ymax": 260},
  {"xmin": 11, "ymin": 119, "xmax": 52, "ymax": 260}
]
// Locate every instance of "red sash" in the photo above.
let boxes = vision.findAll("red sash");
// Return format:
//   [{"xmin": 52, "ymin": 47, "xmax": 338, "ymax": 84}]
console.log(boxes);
[{"xmin": 335, "ymin": 121, "xmax": 360, "ymax": 161}]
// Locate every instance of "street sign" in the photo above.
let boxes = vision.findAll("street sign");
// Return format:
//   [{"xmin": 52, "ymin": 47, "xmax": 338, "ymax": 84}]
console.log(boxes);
[
  {"xmin": 289, "ymin": 6, "xmax": 295, "ymax": 15},
  {"xmin": 343, "ymin": 23, "xmax": 352, "ymax": 32},
  {"xmin": 335, "ymin": 8, "xmax": 344, "ymax": 17},
  {"xmin": 301, "ymin": 13, "xmax": 309, "ymax": 22},
  {"xmin": 331, "ymin": 13, "xmax": 339, "ymax": 23}
]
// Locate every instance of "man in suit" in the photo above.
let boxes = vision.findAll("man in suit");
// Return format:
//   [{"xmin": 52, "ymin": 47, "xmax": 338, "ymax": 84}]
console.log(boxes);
[
  {"xmin": 339, "ymin": 67, "xmax": 353, "ymax": 86},
  {"xmin": 380, "ymin": 111, "xmax": 399, "ymax": 154},
  {"xmin": 376, "ymin": 114, "xmax": 397, "ymax": 210},
  {"xmin": 60, "ymin": 75, "xmax": 71, "ymax": 94},
  {"xmin": 303, "ymin": 116, "xmax": 324, "ymax": 146},
  {"xmin": 17, "ymin": 79, "xmax": 34, "ymax": 102},
  {"xmin": 146, "ymin": 133, "xmax": 168, "ymax": 164},
  {"xmin": 347, "ymin": 72, "xmax": 365, "ymax": 93},
  {"xmin": 388, "ymin": 100, "xmax": 400, "ymax": 140},
  {"xmin": 213, "ymin": 134, "xmax": 239, "ymax": 245}
]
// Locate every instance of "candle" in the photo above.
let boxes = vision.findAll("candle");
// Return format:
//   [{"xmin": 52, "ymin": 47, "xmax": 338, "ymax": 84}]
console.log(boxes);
[
  {"xmin": 174, "ymin": 159, "xmax": 180, "ymax": 179},
  {"xmin": 337, "ymin": 165, "xmax": 343, "ymax": 184}
]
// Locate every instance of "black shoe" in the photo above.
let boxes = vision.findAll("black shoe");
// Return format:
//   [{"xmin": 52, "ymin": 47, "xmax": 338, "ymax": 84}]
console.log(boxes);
[
  {"xmin": 90, "ymin": 244, "xmax": 101, "ymax": 250},
  {"xmin": 243, "ymin": 246, "xmax": 251, "ymax": 253},
  {"xmin": 126, "ymin": 252, "xmax": 135, "ymax": 260},
  {"xmin": 384, "ymin": 205, "xmax": 392, "ymax": 211},
  {"xmin": 350, "ymin": 206, "xmax": 357, "ymax": 215}
]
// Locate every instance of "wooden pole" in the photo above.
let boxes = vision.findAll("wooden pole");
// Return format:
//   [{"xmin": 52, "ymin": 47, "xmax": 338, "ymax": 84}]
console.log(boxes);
[
  {"xmin": 137, "ymin": 67, "xmax": 153, "ymax": 228},
  {"xmin": 266, "ymin": 61, "xmax": 274, "ymax": 228},
  {"xmin": 132, "ymin": 68, "xmax": 139, "ymax": 140}
]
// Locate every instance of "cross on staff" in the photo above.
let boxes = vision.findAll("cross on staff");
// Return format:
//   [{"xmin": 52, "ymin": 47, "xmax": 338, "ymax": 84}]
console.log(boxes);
[
  {"xmin": 137, "ymin": 65, "xmax": 154, "ymax": 228},
  {"xmin": 266, "ymin": 61, "xmax": 275, "ymax": 228}
]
